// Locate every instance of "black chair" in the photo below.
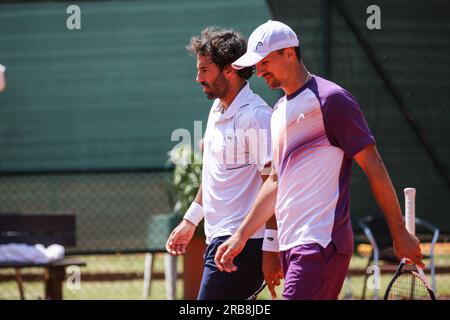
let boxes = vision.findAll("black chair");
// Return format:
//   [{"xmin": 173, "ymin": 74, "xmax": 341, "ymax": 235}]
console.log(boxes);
[{"xmin": 358, "ymin": 215, "xmax": 439, "ymax": 299}]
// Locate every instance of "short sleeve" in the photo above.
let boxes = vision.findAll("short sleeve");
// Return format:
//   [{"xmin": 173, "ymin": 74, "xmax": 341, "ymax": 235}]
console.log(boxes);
[
  {"xmin": 322, "ymin": 90, "xmax": 375, "ymax": 158},
  {"xmin": 245, "ymin": 106, "xmax": 273, "ymax": 172}
]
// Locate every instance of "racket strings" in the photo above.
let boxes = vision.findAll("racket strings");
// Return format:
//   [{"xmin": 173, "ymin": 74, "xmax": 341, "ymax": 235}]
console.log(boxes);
[{"xmin": 387, "ymin": 271, "xmax": 431, "ymax": 300}]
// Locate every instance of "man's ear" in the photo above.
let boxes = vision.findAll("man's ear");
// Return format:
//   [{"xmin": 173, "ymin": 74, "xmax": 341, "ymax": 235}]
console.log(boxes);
[
  {"xmin": 223, "ymin": 65, "xmax": 236, "ymax": 78},
  {"xmin": 286, "ymin": 47, "xmax": 295, "ymax": 60}
]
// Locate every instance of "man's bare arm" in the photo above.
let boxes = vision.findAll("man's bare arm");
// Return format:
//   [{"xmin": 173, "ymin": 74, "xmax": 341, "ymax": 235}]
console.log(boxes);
[{"xmin": 354, "ymin": 144, "xmax": 424, "ymax": 267}]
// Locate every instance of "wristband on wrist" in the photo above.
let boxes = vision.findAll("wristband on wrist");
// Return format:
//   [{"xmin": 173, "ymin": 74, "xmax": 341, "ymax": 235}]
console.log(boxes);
[
  {"xmin": 183, "ymin": 201, "xmax": 203, "ymax": 226},
  {"xmin": 262, "ymin": 229, "xmax": 279, "ymax": 252}
]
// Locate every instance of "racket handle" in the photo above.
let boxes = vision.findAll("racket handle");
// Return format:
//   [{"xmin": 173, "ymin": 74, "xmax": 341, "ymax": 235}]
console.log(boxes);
[{"xmin": 404, "ymin": 188, "xmax": 416, "ymax": 235}]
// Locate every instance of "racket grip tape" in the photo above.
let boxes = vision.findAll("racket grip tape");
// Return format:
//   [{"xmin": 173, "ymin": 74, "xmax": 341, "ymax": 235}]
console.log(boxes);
[{"xmin": 404, "ymin": 187, "xmax": 416, "ymax": 235}]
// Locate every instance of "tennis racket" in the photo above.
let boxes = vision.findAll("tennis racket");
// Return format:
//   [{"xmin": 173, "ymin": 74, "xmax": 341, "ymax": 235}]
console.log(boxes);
[
  {"xmin": 246, "ymin": 281, "xmax": 267, "ymax": 300},
  {"xmin": 384, "ymin": 188, "xmax": 436, "ymax": 300}
]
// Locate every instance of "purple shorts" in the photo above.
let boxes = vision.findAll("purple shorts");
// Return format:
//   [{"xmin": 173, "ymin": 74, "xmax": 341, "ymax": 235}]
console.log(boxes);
[{"xmin": 281, "ymin": 241, "xmax": 352, "ymax": 300}]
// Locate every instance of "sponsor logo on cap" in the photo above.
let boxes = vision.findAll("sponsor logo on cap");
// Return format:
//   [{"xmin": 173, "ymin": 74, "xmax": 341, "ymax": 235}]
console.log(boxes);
[{"xmin": 255, "ymin": 41, "xmax": 264, "ymax": 51}]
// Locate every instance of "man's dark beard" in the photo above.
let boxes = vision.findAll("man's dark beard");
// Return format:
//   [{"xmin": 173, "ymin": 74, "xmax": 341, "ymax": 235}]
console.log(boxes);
[
  {"xmin": 269, "ymin": 78, "xmax": 281, "ymax": 89},
  {"xmin": 202, "ymin": 72, "xmax": 229, "ymax": 100},
  {"xmin": 263, "ymin": 73, "xmax": 281, "ymax": 89}
]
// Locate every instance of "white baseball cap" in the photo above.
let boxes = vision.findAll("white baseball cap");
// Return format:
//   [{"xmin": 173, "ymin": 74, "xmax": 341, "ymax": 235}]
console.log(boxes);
[
  {"xmin": 232, "ymin": 20, "xmax": 299, "ymax": 70},
  {"xmin": 0, "ymin": 64, "xmax": 5, "ymax": 73}
]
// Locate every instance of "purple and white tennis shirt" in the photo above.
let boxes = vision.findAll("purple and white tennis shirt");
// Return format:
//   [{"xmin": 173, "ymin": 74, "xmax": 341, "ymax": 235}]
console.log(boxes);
[{"xmin": 271, "ymin": 75, "xmax": 375, "ymax": 254}]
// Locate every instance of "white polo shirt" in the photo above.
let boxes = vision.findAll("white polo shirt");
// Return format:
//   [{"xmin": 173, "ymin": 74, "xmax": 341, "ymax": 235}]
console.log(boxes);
[{"xmin": 202, "ymin": 82, "xmax": 272, "ymax": 244}]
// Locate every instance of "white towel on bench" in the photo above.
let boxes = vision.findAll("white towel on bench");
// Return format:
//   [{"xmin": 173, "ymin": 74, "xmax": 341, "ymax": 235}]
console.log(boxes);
[{"xmin": 0, "ymin": 243, "xmax": 65, "ymax": 264}]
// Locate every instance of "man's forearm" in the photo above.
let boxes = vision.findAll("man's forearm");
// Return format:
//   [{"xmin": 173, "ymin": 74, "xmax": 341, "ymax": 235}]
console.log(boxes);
[
  {"xmin": 236, "ymin": 176, "xmax": 278, "ymax": 240},
  {"xmin": 194, "ymin": 184, "xmax": 203, "ymax": 206},
  {"xmin": 355, "ymin": 146, "xmax": 423, "ymax": 266},
  {"xmin": 261, "ymin": 166, "xmax": 277, "ymax": 231},
  {"xmin": 360, "ymin": 153, "xmax": 407, "ymax": 239},
  {"xmin": 266, "ymin": 215, "xmax": 278, "ymax": 229}
]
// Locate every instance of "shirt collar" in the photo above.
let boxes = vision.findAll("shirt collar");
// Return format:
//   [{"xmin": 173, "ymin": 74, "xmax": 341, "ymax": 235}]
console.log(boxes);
[
  {"xmin": 286, "ymin": 75, "xmax": 315, "ymax": 101},
  {"xmin": 214, "ymin": 82, "xmax": 252, "ymax": 121}
]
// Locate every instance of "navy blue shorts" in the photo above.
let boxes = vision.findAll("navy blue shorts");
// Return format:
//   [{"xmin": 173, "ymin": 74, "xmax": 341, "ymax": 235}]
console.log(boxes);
[{"xmin": 197, "ymin": 235, "xmax": 264, "ymax": 300}]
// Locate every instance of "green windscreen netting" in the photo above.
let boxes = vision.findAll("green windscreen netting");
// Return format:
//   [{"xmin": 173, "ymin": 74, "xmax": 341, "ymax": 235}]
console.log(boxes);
[{"xmin": 0, "ymin": 0, "xmax": 279, "ymax": 172}]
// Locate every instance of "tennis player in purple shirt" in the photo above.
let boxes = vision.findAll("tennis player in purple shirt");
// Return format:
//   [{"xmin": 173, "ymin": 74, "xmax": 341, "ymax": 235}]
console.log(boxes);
[{"xmin": 214, "ymin": 20, "xmax": 424, "ymax": 300}]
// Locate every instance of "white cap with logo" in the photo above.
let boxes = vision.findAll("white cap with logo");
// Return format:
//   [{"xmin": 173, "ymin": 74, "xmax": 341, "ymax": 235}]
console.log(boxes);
[{"xmin": 232, "ymin": 20, "xmax": 299, "ymax": 70}]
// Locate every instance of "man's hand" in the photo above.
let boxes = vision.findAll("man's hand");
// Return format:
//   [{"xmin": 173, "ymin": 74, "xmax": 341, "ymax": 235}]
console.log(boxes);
[
  {"xmin": 165, "ymin": 219, "xmax": 196, "ymax": 256},
  {"xmin": 214, "ymin": 234, "xmax": 246, "ymax": 272},
  {"xmin": 262, "ymin": 251, "xmax": 283, "ymax": 299},
  {"xmin": 393, "ymin": 229, "xmax": 424, "ymax": 268}
]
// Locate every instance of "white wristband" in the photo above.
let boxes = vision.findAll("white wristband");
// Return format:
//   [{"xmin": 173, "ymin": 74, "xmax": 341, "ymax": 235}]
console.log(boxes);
[
  {"xmin": 183, "ymin": 202, "xmax": 203, "ymax": 226},
  {"xmin": 262, "ymin": 229, "xmax": 279, "ymax": 252},
  {"xmin": 0, "ymin": 64, "xmax": 5, "ymax": 73}
]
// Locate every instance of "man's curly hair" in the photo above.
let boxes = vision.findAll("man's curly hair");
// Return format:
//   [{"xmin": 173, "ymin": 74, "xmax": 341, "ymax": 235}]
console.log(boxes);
[{"xmin": 187, "ymin": 27, "xmax": 253, "ymax": 80}]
